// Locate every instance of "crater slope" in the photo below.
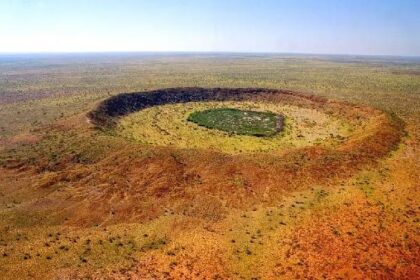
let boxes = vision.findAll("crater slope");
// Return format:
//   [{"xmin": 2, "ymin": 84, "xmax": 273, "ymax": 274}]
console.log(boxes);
[{"xmin": 0, "ymin": 87, "xmax": 409, "ymax": 279}]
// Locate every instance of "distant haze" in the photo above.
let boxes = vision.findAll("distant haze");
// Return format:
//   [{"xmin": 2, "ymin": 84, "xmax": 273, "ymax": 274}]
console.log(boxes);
[{"xmin": 1, "ymin": 0, "xmax": 419, "ymax": 56}]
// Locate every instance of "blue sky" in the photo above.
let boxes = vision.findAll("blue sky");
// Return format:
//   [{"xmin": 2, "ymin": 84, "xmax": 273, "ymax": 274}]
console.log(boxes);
[{"xmin": 1, "ymin": 0, "xmax": 419, "ymax": 55}]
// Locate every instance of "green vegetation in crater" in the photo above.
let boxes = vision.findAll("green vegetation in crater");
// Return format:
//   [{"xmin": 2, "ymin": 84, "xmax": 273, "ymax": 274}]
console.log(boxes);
[{"xmin": 187, "ymin": 108, "xmax": 283, "ymax": 137}]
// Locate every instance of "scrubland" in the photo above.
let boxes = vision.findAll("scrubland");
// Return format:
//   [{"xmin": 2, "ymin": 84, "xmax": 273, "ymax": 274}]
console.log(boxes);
[{"xmin": 0, "ymin": 54, "xmax": 419, "ymax": 279}]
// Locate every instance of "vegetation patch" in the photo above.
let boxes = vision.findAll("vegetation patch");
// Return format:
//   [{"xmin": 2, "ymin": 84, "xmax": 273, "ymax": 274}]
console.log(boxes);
[
  {"xmin": 187, "ymin": 108, "xmax": 283, "ymax": 137},
  {"xmin": 117, "ymin": 101, "xmax": 351, "ymax": 154}
]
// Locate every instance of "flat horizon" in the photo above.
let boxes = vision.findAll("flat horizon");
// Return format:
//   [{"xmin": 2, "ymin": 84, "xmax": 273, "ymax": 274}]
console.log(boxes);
[{"xmin": 1, "ymin": 50, "xmax": 420, "ymax": 58}]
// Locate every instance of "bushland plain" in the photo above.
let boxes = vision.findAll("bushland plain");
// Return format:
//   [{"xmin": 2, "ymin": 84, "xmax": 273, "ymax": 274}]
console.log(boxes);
[{"xmin": 0, "ymin": 53, "xmax": 419, "ymax": 279}]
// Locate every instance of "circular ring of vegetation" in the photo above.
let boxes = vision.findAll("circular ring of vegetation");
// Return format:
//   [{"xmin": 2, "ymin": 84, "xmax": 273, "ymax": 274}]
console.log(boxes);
[
  {"xmin": 187, "ymin": 108, "xmax": 284, "ymax": 137},
  {"xmin": 116, "ymin": 101, "xmax": 350, "ymax": 154},
  {"xmin": 89, "ymin": 87, "xmax": 404, "ymax": 194}
]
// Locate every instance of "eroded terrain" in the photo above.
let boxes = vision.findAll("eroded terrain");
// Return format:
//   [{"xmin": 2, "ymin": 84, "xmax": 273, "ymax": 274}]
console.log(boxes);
[{"xmin": 0, "ymin": 54, "xmax": 418, "ymax": 279}]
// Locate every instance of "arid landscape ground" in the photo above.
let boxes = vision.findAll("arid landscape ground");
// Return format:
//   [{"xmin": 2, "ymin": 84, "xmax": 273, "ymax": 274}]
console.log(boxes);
[{"xmin": 0, "ymin": 53, "xmax": 419, "ymax": 279}]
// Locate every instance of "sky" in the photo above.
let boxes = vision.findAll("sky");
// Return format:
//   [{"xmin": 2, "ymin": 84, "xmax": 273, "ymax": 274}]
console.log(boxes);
[{"xmin": 0, "ymin": 0, "xmax": 419, "ymax": 56}]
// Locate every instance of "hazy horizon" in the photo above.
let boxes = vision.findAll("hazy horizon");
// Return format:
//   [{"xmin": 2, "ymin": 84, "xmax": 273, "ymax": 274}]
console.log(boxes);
[{"xmin": 1, "ymin": 51, "xmax": 420, "ymax": 59}]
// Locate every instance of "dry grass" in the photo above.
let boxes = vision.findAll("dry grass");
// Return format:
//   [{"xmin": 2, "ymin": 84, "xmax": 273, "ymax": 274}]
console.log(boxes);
[
  {"xmin": 118, "ymin": 101, "xmax": 351, "ymax": 154},
  {"xmin": 0, "ymin": 54, "xmax": 418, "ymax": 279}
]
